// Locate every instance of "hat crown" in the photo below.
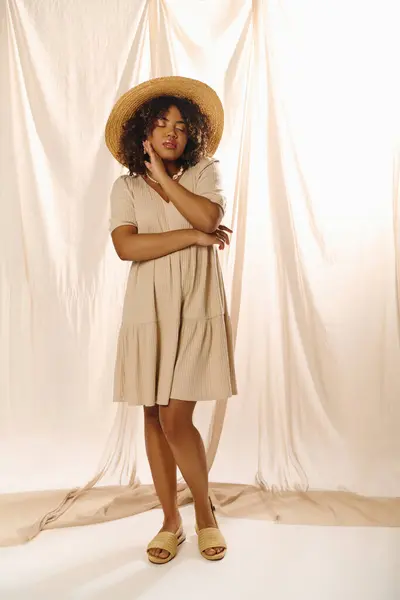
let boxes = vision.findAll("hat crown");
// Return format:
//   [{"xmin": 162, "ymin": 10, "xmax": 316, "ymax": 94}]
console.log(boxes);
[{"xmin": 105, "ymin": 76, "xmax": 224, "ymax": 167}]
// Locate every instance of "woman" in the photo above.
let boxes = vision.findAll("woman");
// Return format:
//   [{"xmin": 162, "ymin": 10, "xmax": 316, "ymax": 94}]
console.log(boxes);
[{"xmin": 105, "ymin": 76, "xmax": 237, "ymax": 564}]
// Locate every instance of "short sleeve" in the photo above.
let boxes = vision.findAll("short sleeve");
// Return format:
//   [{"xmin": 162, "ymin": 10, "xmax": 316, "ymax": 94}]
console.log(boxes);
[
  {"xmin": 109, "ymin": 176, "xmax": 137, "ymax": 233},
  {"xmin": 195, "ymin": 158, "xmax": 227, "ymax": 214}
]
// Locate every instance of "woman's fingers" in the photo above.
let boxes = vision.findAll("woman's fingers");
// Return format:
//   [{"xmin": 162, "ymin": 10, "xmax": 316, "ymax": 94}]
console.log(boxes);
[
  {"xmin": 215, "ymin": 234, "xmax": 226, "ymax": 250},
  {"xmin": 143, "ymin": 140, "xmax": 155, "ymax": 157},
  {"xmin": 216, "ymin": 230, "xmax": 230, "ymax": 245},
  {"xmin": 218, "ymin": 225, "xmax": 233, "ymax": 234},
  {"xmin": 147, "ymin": 142, "xmax": 155, "ymax": 157},
  {"xmin": 216, "ymin": 225, "xmax": 233, "ymax": 245}
]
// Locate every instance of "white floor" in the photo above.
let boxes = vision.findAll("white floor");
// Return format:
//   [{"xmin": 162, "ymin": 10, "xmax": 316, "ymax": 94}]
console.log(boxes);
[{"xmin": 0, "ymin": 505, "xmax": 399, "ymax": 600}]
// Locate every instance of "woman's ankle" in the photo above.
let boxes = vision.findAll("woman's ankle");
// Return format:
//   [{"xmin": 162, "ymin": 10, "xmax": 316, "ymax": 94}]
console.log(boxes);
[
  {"xmin": 162, "ymin": 509, "xmax": 181, "ymax": 528},
  {"xmin": 194, "ymin": 496, "xmax": 215, "ymax": 526}
]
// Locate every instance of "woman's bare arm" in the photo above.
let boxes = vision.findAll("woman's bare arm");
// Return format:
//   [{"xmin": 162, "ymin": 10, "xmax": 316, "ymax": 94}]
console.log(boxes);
[
  {"xmin": 143, "ymin": 141, "xmax": 223, "ymax": 234},
  {"xmin": 111, "ymin": 225, "xmax": 199, "ymax": 262},
  {"xmin": 111, "ymin": 225, "xmax": 231, "ymax": 262},
  {"xmin": 158, "ymin": 176, "xmax": 222, "ymax": 234}
]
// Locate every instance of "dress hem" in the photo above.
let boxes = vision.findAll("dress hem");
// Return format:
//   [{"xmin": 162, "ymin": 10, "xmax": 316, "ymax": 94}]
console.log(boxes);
[{"xmin": 113, "ymin": 392, "xmax": 238, "ymax": 407}]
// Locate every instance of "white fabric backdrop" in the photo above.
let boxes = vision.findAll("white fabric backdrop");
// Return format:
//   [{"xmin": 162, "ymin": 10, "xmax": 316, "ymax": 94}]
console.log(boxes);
[{"xmin": 1, "ymin": 0, "xmax": 400, "ymax": 544}]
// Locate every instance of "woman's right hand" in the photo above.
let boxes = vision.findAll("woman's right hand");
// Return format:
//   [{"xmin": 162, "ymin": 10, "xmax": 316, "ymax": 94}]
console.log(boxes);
[{"xmin": 195, "ymin": 225, "xmax": 233, "ymax": 250}]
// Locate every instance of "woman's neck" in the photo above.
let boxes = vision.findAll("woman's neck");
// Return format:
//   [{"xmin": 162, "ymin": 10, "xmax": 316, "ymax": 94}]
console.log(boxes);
[{"xmin": 164, "ymin": 161, "xmax": 180, "ymax": 177}]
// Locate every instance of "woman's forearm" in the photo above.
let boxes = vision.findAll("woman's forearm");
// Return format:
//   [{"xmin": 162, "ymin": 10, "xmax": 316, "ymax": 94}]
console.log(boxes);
[
  {"xmin": 113, "ymin": 228, "xmax": 199, "ymax": 262},
  {"xmin": 158, "ymin": 174, "xmax": 222, "ymax": 234}
]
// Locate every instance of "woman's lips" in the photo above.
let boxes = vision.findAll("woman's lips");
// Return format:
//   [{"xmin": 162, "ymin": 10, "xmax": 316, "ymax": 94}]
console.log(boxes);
[{"xmin": 163, "ymin": 141, "xmax": 177, "ymax": 149}]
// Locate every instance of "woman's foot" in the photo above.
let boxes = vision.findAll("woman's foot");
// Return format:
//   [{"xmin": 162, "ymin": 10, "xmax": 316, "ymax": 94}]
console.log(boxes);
[
  {"xmin": 148, "ymin": 514, "xmax": 183, "ymax": 561},
  {"xmin": 195, "ymin": 502, "xmax": 225, "ymax": 558}
]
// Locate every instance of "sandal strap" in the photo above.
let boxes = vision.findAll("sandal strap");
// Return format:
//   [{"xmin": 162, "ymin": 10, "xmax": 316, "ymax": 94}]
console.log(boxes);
[
  {"xmin": 197, "ymin": 527, "xmax": 227, "ymax": 554},
  {"xmin": 147, "ymin": 531, "xmax": 180, "ymax": 557}
]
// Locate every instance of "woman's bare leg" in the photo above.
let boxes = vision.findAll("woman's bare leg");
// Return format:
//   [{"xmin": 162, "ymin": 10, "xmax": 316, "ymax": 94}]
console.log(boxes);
[
  {"xmin": 159, "ymin": 399, "xmax": 224, "ymax": 557},
  {"xmin": 144, "ymin": 406, "xmax": 181, "ymax": 560}
]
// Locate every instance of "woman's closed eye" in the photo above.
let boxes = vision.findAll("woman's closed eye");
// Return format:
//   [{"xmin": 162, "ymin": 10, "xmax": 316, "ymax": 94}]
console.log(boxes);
[{"xmin": 156, "ymin": 118, "xmax": 186, "ymax": 133}]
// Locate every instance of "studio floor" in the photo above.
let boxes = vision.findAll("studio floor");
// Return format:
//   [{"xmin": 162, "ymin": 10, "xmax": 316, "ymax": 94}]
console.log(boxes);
[{"xmin": 0, "ymin": 504, "xmax": 399, "ymax": 600}]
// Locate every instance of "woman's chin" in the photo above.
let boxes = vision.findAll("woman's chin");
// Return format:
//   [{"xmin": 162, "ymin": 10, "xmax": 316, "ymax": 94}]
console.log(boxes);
[{"xmin": 157, "ymin": 148, "xmax": 183, "ymax": 162}]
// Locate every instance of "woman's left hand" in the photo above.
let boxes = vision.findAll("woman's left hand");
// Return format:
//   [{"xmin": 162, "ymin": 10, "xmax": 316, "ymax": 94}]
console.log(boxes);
[{"xmin": 143, "ymin": 140, "xmax": 167, "ymax": 183}]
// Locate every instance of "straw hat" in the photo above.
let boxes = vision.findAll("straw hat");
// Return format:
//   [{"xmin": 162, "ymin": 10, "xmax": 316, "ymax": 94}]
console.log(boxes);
[{"xmin": 105, "ymin": 76, "xmax": 224, "ymax": 167}]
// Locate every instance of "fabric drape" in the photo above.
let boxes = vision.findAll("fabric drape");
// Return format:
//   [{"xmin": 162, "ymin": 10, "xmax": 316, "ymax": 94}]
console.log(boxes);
[{"xmin": 1, "ymin": 0, "xmax": 400, "ymax": 546}]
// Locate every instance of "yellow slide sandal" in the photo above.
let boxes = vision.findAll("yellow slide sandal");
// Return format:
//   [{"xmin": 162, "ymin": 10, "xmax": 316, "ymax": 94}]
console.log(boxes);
[
  {"xmin": 147, "ymin": 525, "xmax": 186, "ymax": 565},
  {"xmin": 196, "ymin": 499, "xmax": 227, "ymax": 561}
]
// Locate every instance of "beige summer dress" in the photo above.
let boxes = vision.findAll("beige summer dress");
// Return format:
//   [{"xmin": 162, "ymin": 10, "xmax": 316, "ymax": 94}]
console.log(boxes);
[{"xmin": 109, "ymin": 157, "xmax": 237, "ymax": 406}]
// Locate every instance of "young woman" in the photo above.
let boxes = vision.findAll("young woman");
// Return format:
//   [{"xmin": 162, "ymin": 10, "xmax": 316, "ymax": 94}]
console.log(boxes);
[{"xmin": 105, "ymin": 76, "xmax": 237, "ymax": 564}]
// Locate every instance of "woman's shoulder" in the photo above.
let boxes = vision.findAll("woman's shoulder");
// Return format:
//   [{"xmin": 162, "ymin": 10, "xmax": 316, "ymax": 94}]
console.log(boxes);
[
  {"xmin": 191, "ymin": 156, "xmax": 221, "ymax": 176},
  {"xmin": 111, "ymin": 173, "xmax": 140, "ymax": 195},
  {"xmin": 113, "ymin": 173, "xmax": 138, "ymax": 186}
]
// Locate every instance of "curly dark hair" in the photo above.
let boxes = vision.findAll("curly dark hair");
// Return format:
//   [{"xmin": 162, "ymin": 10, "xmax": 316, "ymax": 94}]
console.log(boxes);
[{"xmin": 120, "ymin": 95, "xmax": 211, "ymax": 176}]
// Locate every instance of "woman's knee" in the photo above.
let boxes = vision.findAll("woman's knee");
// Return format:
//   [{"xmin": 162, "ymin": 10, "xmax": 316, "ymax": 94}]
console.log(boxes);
[
  {"xmin": 159, "ymin": 401, "xmax": 194, "ymax": 441},
  {"xmin": 144, "ymin": 405, "xmax": 161, "ymax": 425}
]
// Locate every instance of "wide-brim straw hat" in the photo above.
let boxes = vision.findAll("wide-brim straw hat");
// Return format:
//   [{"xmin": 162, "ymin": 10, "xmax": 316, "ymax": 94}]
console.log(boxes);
[{"xmin": 105, "ymin": 76, "xmax": 224, "ymax": 167}]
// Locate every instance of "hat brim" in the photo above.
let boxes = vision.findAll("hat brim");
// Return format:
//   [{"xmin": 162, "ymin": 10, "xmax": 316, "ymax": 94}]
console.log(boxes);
[{"xmin": 105, "ymin": 76, "xmax": 224, "ymax": 167}]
